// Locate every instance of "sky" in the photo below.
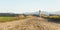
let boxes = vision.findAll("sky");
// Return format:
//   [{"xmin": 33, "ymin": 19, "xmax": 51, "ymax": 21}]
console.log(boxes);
[{"xmin": 0, "ymin": 0, "xmax": 60, "ymax": 14}]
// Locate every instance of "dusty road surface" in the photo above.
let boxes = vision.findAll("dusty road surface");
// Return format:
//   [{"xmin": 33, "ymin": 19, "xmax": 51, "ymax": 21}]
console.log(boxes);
[{"xmin": 0, "ymin": 17, "xmax": 60, "ymax": 30}]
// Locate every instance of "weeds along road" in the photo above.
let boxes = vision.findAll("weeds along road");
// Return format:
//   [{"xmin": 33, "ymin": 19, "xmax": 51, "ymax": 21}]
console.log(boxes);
[{"xmin": 0, "ymin": 17, "xmax": 60, "ymax": 30}]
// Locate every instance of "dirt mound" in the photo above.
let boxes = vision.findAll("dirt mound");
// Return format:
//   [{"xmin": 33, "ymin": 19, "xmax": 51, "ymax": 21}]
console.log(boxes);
[{"xmin": 0, "ymin": 18, "xmax": 60, "ymax": 30}]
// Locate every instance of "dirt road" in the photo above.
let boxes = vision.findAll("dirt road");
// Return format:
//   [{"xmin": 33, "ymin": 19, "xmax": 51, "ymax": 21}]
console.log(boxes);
[{"xmin": 0, "ymin": 17, "xmax": 60, "ymax": 30}]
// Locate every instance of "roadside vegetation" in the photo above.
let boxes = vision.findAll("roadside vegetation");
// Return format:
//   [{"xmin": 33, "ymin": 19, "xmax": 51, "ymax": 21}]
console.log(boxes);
[
  {"xmin": 42, "ymin": 15, "xmax": 60, "ymax": 20},
  {"xmin": 41, "ymin": 15, "xmax": 60, "ymax": 23},
  {"xmin": 0, "ymin": 15, "xmax": 36, "ymax": 22}
]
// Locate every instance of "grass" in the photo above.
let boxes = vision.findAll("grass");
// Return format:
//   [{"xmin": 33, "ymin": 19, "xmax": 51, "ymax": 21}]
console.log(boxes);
[
  {"xmin": 0, "ymin": 15, "xmax": 27, "ymax": 22},
  {"xmin": 0, "ymin": 17, "xmax": 17, "ymax": 22}
]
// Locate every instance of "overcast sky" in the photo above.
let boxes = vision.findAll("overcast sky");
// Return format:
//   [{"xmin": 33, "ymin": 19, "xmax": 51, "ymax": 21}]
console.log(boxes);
[{"xmin": 0, "ymin": 0, "xmax": 60, "ymax": 13}]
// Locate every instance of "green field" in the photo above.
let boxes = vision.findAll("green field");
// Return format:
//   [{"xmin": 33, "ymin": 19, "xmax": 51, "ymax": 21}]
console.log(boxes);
[{"xmin": 0, "ymin": 17, "xmax": 17, "ymax": 22}]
